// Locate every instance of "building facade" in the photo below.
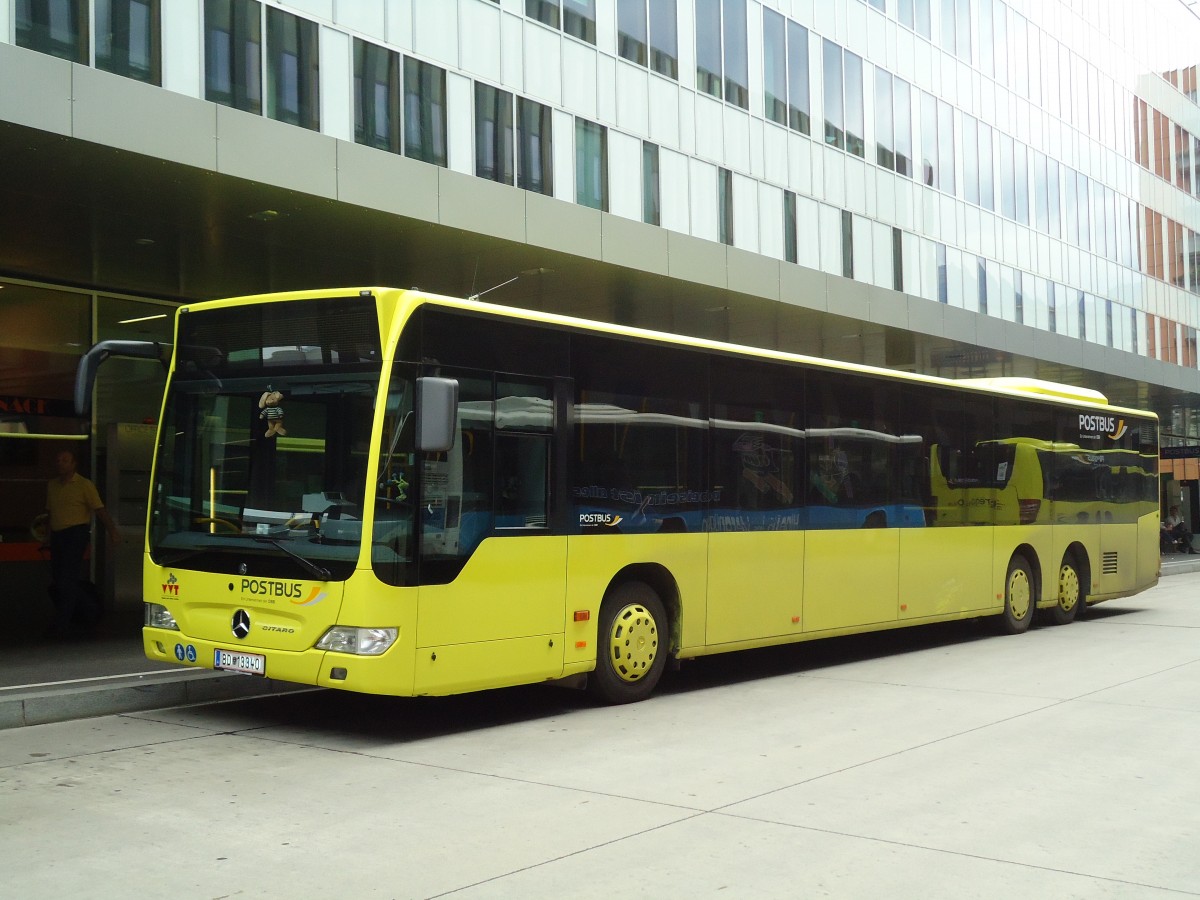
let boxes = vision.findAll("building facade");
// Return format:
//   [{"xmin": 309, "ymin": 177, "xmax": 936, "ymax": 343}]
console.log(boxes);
[{"xmin": 2, "ymin": 0, "xmax": 1200, "ymax": 638}]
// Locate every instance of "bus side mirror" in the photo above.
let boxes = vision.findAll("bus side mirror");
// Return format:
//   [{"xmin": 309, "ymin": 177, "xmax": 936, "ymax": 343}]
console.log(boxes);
[{"xmin": 416, "ymin": 377, "xmax": 459, "ymax": 452}]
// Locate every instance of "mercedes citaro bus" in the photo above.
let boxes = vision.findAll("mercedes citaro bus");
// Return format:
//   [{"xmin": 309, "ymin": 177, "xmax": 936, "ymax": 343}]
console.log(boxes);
[{"xmin": 75, "ymin": 288, "xmax": 1160, "ymax": 703}]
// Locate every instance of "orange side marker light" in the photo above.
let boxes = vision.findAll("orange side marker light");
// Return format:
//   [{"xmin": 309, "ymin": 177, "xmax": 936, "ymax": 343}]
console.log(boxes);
[
  {"xmin": 573, "ymin": 610, "xmax": 590, "ymax": 622},
  {"xmin": 575, "ymin": 640, "xmax": 587, "ymax": 649}
]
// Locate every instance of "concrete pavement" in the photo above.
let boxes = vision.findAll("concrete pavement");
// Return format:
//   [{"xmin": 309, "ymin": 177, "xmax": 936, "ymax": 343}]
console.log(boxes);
[{"xmin": 0, "ymin": 569, "xmax": 1197, "ymax": 897}]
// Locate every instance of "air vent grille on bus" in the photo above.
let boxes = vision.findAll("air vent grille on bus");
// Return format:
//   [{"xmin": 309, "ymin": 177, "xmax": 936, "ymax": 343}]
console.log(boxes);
[{"xmin": 1102, "ymin": 552, "xmax": 1119, "ymax": 575}]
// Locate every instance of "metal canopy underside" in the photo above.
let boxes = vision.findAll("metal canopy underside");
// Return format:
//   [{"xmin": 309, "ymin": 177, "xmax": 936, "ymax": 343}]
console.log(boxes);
[{"xmin": 0, "ymin": 119, "xmax": 1193, "ymax": 426}]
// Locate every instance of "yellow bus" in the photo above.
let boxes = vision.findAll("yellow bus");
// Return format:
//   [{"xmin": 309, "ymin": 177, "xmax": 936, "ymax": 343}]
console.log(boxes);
[{"xmin": 76, "ymin": 288, "xmax": 1161, "ymax": 703}]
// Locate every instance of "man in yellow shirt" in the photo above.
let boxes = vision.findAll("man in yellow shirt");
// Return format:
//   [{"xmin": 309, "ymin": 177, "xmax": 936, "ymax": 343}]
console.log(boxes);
[{"xmin": 44, "ymin": 449, "xmax": 120, "ymax": 638}]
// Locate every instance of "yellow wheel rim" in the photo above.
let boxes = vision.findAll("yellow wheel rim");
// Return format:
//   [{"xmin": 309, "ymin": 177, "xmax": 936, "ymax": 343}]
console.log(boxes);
[
  {"xmin": 1008, "ymin": 568, "xmax": 1032, "ymax": 621},
  {"xmin": 607, "ymin": 603, "xmax": 659, "ymax": 684},
  {"xmin": 1058, "ymin": 565, "xmax": 1080, "ymax": 613}
]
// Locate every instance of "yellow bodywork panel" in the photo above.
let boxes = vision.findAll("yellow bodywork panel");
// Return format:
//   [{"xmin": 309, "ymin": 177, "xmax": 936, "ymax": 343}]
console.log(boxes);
[
  {"xmin": 898, "ymin": 528, "xmax": 997, "ymax": 619},
  {"xmin": 803, "ymin": 529, "xmax": 899, "ymax": 632},
  {"xmin": 416, "ymin": 536, "xmax": 566, "ymax": 647},
  {"xmin": 707, "ymin": 531, "xmax": 804, "ymax": 644}
]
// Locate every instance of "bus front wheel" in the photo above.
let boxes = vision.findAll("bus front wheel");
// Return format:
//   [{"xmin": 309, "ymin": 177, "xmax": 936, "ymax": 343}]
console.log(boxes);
[
  {"xmin": 1045, "ymin": 556, "xmax": 1083, "ymax": 626},
  {"xmin": 588, "ymin": 582, "xmax": 668, "ymax": 704},
  {"xmin": 998, "ymin": 554, "xmax": 1035, "ymax": 634}
]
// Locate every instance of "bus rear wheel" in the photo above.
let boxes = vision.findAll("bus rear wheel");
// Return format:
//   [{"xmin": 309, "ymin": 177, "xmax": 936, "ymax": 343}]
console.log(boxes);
[
  {"xmin": 998, "ymin": 554, "xmax": 1035, "ymax": 634},
  {"xmin": 1045, "ymin": 556, "xmax": 1083, "ymax": 626},
  {"xmin": 588, "ymin": 582, "xmax": 668, "ymax": 705}
]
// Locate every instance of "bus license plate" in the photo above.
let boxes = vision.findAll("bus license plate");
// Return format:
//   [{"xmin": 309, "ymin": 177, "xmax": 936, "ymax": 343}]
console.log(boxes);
[{"xmin": 214, "ymin": 649, "xmax": 266, "ymax": 675}]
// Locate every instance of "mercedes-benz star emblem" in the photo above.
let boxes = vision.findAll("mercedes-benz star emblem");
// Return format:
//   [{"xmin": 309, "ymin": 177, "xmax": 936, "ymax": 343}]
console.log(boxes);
[
  {"xmin": 232, "ymin": 609, "xmax": 251, "ymax": 639},
  {"xmin": 238, "ymin": 563, "xmax": 248, "ymax": 575}
]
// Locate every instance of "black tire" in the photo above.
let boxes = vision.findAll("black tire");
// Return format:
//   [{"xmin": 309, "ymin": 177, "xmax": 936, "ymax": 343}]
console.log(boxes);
[
  {"xmin": 587, "ymin": 581, "xmax": 668, "ymax": 704},
  {"xmin": 997, "ymin": 554, "xmax": 1035, "ymax": 634},
  {"xmin": 1044, "ymin": 554, "xmax": 1084, "ymax": 626}
]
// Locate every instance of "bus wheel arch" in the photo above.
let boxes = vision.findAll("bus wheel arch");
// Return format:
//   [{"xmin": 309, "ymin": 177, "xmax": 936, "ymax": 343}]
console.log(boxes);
[
  {"xmin": 586, "ymin": 565, "xmax": 678, "ymax": 705},
  {"xmin": 998, "ymin": 550, "xmax": 1038, "ymax": 634},
  {"xmin": 1045, "ymin": 545, "xmax": 1088, "ymax": 625}
]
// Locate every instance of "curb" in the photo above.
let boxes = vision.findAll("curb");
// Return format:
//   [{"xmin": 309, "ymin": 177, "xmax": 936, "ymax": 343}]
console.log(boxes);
[{"xmin": 0, "ymin": 669, "xmax": 313, "ymax": 730}]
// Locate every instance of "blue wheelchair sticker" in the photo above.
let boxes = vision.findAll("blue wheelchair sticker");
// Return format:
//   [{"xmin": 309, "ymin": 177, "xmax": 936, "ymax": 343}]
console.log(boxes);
[{"xmin": 185, "ymin": 644, "xmax": 197, "ymax": 663}]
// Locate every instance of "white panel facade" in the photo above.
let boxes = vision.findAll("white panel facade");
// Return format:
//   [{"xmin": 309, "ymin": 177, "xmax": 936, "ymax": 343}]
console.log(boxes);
[
  {"xmin": 607, "ymin": 130, "xmax": 642, "ymax": 221},
  {"xmin": 319, "ymin": 26, "xmax": 351, "ymax": 142},
  {"xmin": 689, "ymin": 158, "xmax": 719, "ymax": 243},
  {"xmin": 615, "ymin": 62, "xmax": 650, "ymax": 138},
  {"xmin": 694, "ymin": 95, "xmax": 724, "ymax": 164},
  {"xmin": 523, "ymin": 24, "xmax": 562, "ymax": 106},
  {"xmin": 334, "ymin": 0, "xmax": 386, "ymax": 40},
  {"xmin": 733, "ymin": 172, "xmax": 760, "ymax": 252},
  {"xmin": 552, "ymin": 108, "xmax": 574, "ymax": 202},
  {"xmin": 162, "ymin": 0, "xmax": 203, "ymax": 98},
  {"xmin": 562, "ymin": 39, "xmax": 597, "ymax": 120},
  {"xmin": 385, "ymin": 0, "xmax": 413, "ymax": 49},
  {"xmin": 659, "ymin": 147, "xmax": 691, "ymax": 234},
  {"xmin": 759, "ymin": 181, "xmax": 784, "ymax": 261},
  {"xmin": 723, "ymin": 106, "xmax": 751, "ymax": 173},
  {"xmin": 460, "ymin": 0, "xmax": 502, "ymax": 83},
  {"xmin": 647, "ymin": 75, "xmax": 680, "ymax": 148},
  {"xmin": 412, "ymin": 0, "xmax": 458, "ymax": 66},
  {"xmin": 446, "ymin": 71, "xmax": 473, "ymax": 175}
]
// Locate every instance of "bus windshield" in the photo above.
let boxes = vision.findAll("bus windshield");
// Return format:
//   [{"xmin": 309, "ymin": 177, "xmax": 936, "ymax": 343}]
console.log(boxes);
[{"xmin": 149, "ymin": 296, "xmax": 385, "ymax": 580}]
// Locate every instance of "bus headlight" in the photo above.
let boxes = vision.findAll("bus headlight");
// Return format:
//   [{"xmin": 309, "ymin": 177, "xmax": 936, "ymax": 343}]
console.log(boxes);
[
  {"xmin": 145, "ymin": 603, "xmax": 179, "ymax": 631},
  {"xmin": 316, "ymin": 627, "xmax": 397, "ymax": 656}
]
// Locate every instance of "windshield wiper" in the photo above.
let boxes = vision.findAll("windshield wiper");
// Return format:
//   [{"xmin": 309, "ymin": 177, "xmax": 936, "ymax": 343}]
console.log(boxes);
[{"xmin": 253, "ymin": 537, "xmax": 332, "ymax": 580}]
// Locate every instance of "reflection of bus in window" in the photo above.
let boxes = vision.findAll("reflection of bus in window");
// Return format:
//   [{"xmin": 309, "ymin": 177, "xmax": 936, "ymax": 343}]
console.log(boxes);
[
  {"xmin": 931, "ymin": 438, "xmax": 1159, "ymax": 527},
  {"xmin": 77, "ymin": 288, "xmax": 1161, "ymax": 706}
]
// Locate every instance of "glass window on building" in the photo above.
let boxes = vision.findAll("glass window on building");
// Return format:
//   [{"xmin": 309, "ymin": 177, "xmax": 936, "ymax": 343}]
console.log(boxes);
[
  {"xmin": 527, "ymin": 0, "xmax": 595, "ymax": 44},
  {"xmin": 962, "ymin": 113, "xmax": 978, "ymax": 205},
  {"xmin": 954, "ymin": 0, "xmax": 971, "ymax": 63},
  {"xmin": 763, "ymin": 9, "xmax": 786, "ymax": 126},
  {"xmin": 939, "ymin": 0, "xmax": 956, "ymax": 55},
  {"xmin": 266, "ymin": 7, "xmax": 318, "ymax": 130},
  {"xmin": 695, "ymin": 0, "xmax": 722, "ymax": 99},
  {"xmin": 354, "ymin": 39, "xmax": 401, "ymax": 153},
  {"xmin": 563, "ymin": 0, "xmax": 596, "ymax": 43},
  {"xmin": 787, "ymin": 20, "xmax": 810, "ymax": 135},
  {"xmin": 15, "ymin": 0, "xmax": 88, "ymax": 63},
  {"xmin": 1013, "ymin": 270, "xmax": 1024, "ymax": 324},
  {"xmin": 844, "ymin": 52, "xmax": 865, "ymax": 158},
  {"xmin": 977, "ymin": 0, "xmax": 993, "ymax": 78},
  {"xmin": 993, "ymin": 0, "xmax": 1007, "ymax": 84},
  {"xmin": 648, "ymin": 0, "xmax": 678, "ymax": 79},
  {"xmin": 96, "ymin": 0, "xmax": 161, "ymax": 84},
  {"xmin": 875, "ymin": 69, "xmax": 894, "ymax": 170},
  {"xmin": 575, "ymin": 117, "xmax": 608, "ymax": 211},
  {"xmin": 977, "ymin": 257, "xmax": 988, "ymax": 314},
  {"xmin": 841, "ymin": 210, "xmax": 854, "ymax": 279},
  {"xmin": 618, "ymin": 0, "xmax": 648, "ymax": 66},
  {"xmin": 935, "ymin": 243, "xmax": 947, "ymax": 302},
  {"xmin": 999, "ymin": 134, "xmax": 1016, "ymax": 219},
  {"xmin": 722, "ymin": 0, "xmax": 748, "ymax": 110},
  {"xmin": 892, "ymin": 227, "xmax": 904, "ymax": 291},
  {"xmin": 784, "ymin": 191, "xmax": 798, "ymax": 264},
  {"xmin": 622, "ymin": 0, "xmax": 678, "ymax": 78},
  {"xmin": 643, "ymin": 142, "xmax": 660, "ymax": 226},
  {"xmin": 517, "ymin": 98, "xmax": 553, "ymax": 195},
  {"xmin": 527, "ymin": 0, "xmax": 560, "ymax": 30},
  {"xmin": 978, "ymin": 122, "xmax": 994, "ymax": 212},
  {"xmin": 894, "ymin": 77, "xmax": 912, "ymax": 177},
  {"xmin": 823, "ymin": 41, "xmax": 845, "ymax": 151},
  {"xmin": 475, "ymin": 83, "xmax": 514, "ymax": 185},
  {"xmin": 404, "ymin": 56, "xmax": 448, "ymax": 168},
  {"xmin": 205, "ymin": 0, "xmax": 262, "ymax": 114},
  {"xmin": 1014, "ymin": 144, "xmax": 1029, "ymax": 225},
  {"xmin": 936, "ymin": 99, "xmax": 954, "ymax": 194},
  {"xmin": 719, "ymin": 168, "xmax": 734, "ymax": 246},
  {"xmin": 920, "ymin": 91, "xmax": 937, "ymax": 187}
]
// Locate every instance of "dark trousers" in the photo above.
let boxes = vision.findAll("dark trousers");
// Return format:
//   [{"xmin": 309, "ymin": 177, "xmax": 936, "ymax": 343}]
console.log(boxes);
[{"xmin": 49, "ymin": 525, "xmax": 96, "ymax": 636}]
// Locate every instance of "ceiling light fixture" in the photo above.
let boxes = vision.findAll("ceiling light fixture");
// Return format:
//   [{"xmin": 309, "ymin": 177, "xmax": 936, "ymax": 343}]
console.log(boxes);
[{"xmin": 117, "ymin": 313, "xmax": 168, "ymax": 325}]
